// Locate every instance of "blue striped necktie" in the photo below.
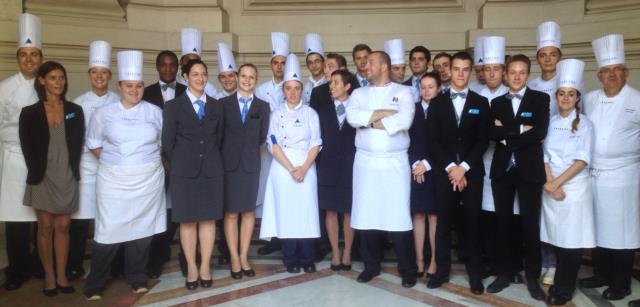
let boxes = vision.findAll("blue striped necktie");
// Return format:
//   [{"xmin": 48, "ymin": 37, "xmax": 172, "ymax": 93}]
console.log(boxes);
[
  {"xmin": 240, "ymin": 96, "xmax": 253, "ymax": 123},
  {"xmin": 195, "ymin": 99, "xmax": 205, "ymax": 120}
]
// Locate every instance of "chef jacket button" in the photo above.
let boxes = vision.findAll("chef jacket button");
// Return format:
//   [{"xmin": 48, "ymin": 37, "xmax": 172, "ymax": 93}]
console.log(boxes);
[
  {"xmin": 200, "ymin": 140, "xmax": 204, "ymax": 144},
  {"xmin": 199, "ymin": 154, "xmax": 203, "ymax": 158},
  {"xmin": 281, "ymin": 126, "xmax": 284, "ymax": 128}
]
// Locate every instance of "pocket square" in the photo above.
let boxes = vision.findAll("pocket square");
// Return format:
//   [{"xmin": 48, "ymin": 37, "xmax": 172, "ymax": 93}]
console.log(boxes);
[
  {"xmin": 64, "ymin": 112, "xmax": 76, "ymax": 120},
  {"xmin": 468, "ymin": 108, "xmax": 480, "ymax": 115},
  {"xmin": 520, "ymin": 112, "xmax": 533, "ymax": 118}
]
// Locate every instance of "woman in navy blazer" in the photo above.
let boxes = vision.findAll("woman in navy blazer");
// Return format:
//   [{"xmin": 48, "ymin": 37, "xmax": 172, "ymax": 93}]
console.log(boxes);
[
  {"xmin": 19, "ymin": 61, "xmax": 85, "ymax": 295},
  {"xmin": 162, "ymin": 59, "xmax": 224, "ymax": 290}
]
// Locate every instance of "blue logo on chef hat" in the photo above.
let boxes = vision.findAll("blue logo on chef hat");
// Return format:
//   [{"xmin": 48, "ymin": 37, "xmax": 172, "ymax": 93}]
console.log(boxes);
[
  {"xmin": 192, "ymin": 48, "xmax": 198, "ymax": 52},
  {"xmin": 293, "ymin": 73, "xmax": 298, "ymax": 78},
  {"xmin": 228, "ymin": 64, "xmax": 233, "ymax": 69},
  {"xmin": 25, "ymin": 38, "xmax": 32, "ymax": 44},
  {"xmin": 478, "ymin": 58, "xmax": 483, "ymax": 64},
  {"xmin": 272, "ymin": 50, "xmax": 276, "ymax": 55}
]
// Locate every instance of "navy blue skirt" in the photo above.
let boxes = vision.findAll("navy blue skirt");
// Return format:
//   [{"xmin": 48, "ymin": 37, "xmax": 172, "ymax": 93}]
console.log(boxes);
[{"xmin": 410, "ymin": 172, "xmax": 437, "ymax": 215}]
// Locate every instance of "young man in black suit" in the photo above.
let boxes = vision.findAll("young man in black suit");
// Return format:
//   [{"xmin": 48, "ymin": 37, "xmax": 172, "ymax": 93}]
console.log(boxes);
[
  {"xmin": 425, "ymin": 51, "xmax": 490, "ymax": 295},
  {"xmin": 403, "ymin": 46, "xmax": 431, "ymax": 91},
  {"xmin": 142, "ymin": 50, "xmax": 187, "ymax": 109},
  {"xmin": 486, "ymin": 54, "xmax": 549, "ymax": 301},
  {"xmin": 142, "ymin": 50, "xmax": 187, "ymax": 278}
]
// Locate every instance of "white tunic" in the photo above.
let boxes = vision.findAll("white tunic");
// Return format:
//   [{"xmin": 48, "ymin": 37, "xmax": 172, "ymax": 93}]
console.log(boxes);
[
  {"xmin": 256, "ymin": 78, "xmax": 284, "ymax": 112},
  {"xmin": 259, "ymin": 102, "xmax": 322, "ymax": 239},
  {"xmin": 478, "ymin": 84, "xmax": 520, "ymax": 213},
  {"xmin": 584, "ymin": 84, "xmax": 640, "ymax": 249},
  {"xmin": 540, "ymin": 111, "xmax": 595, "ymax": 248},
  {"xmin": 0, "ymin": 72, "xmax": 38, "ymax": 221},
  {"xmin": 528, "ymin": 75, "xmax": 558, "ymax": 116},
  {"xmin": 213, "ymin": 90, "xmax": 235, "ymax": 100},
  {"xmin": 346, "ymin": 82, "xmax": 415, "ymax": 231},
  {"xmin": 303, "ymin": 76, "xmax": 327, "ymax": 105},
  {"xmin": 87, "ymin": 101, "xmax": 166, "ymax": 244},
  {"xmin": 72, "ymin": 90, "xmax": 120, "ymax": 219}
]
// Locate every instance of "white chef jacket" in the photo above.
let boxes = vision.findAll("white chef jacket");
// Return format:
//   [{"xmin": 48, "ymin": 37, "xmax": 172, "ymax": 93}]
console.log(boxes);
[
  {"xmin": 346, "ymin": 82, "xmax": 415, "ymax": 231},
  {"xmin": 303, "ymin": 76, "xmax": 327, "ymax": 105},
  {"xmin": 469, "ymin": 80, "xmax": 485, "ymax": 94},
  {"xmin": 86, "ymin": 101, "xmax": 163, "ymax": 166},
  {"xmin": 0, "ymin": 72, "xmax": 38, "ymax": 221},
  {"xmin": 479, "ymin": 84, "xmax": 509, "ymax": 104},
  {"xmin": 544, "ymin": 110, "xmax": 594, "ymax": 177},
  {"xmin": 74, "ymin": 90, "xmax": 120, "ymax": 152},
  {"xmin": 584, "ymin": 84, "xmax": 640, "ymax": 249},
  {"xmin": 214, "ymin": 90, "xmax": 236, "ymax": 100},
  {"xmin": 528, "ymin": 75, "xmax": 558, "ymax": 116},
  {"xmin": 256, "ymin": 78, "xmax": 284, "ymax": 112}
]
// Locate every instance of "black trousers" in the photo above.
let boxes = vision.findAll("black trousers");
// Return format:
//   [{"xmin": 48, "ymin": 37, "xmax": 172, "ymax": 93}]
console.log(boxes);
[
  {"xmin": 148, "ymin": 209, "xmax": 179, "ymax": 271},
  {"xmin": 5, "ymin": 221, "xmax": 40, "ymax": 279},
  {"xmin": 551, "ymin": 246, "xmax": 583, "ymax": 298},
  {"xmin": 360, "ymin": 229, "xmax": 416, "ymax": 277},
  {"xmin": 492, "ymin": 169, "xmax": 543, "ymax": 279},
  {"xmin": 480, "ymin": 211, "xmax": 497, "ymax": 274},
  {"xmin": 592, "ymin": 247, "xmax": 635, "ymax": 292},
  {"xmin": 67, "ymin": 219, "xmax": 91, "ymax": 271},
  {"xmin": 84, "ymin": 236, "xmax": 152, "ymax": 293},
  {"xmin": 434, "ymin": 174, "xmax": 483, "ymax": 280}
]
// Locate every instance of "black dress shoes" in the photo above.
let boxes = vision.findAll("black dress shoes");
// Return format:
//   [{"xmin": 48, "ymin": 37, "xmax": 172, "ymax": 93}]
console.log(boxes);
[
  {"xmin": 629, "ymin": 298, "xmax": 640, "ymax": 307},
  {"xmin": 546, "ymin": 293, "xmax": 570, "ymax": 306},
  {"xmin": 487, "ymin": 276, "xmax": 511, "ymax": 293},
  {"xmin": 230, "ymin": 270, "xmax": 243, "ymax": 279},
  {"xmin": 286, "ymin": 264, "xmax": 301, "ymax": 273},
  {"xmin": 402, "ymin": 275, "xmax": 417, "ymax": 288},
  {"xmin": 3, "ymin": 276, "xmax": 24, "ymax": 290},
  {"xmin": 579, "ymin": 276, "xmax": 609, "ymax": 288},
  {"xmin": 200, "ymin": 279, "xmax": 213, "ymax": 288},
  {"xmin": 43, "ymin": 287, "xmax": 58, "ymax": 297},
  {"xmin": 526, "ymin": 278, "xmax": 546, "ymax": 301},
  {"xmin": 511, "ymin": 273, "xmax": 524, "ymax": 284},
  {"xmin": 185, "ymin": 279, "xmax": 199, "ymax": 290},
  {"xmin": 602, "ymin": 287, "xmax": 631, "ymax": 300},
  {"xmin": 302, "ymin": 263, "xmax": 317, "ymax": 273},
  {"xmin": 426, "ymin": 276, "xmax": 449, "ymax": 289},
  {"xmin": 66, "ymin": 267, "xmax": 86, "ymax": 281},
  {"xmin": 242, "ymin": 268, "xmax": 256, "ymax": 277},
  {"xmin": 470, "ymin": 279, "xmax": 484, "ymax": 295},
  {"xmin": 257, "ymin": 243, "xmax": 279, "ymax": 255},
  {"xmin": 341, "ymin": 263, "xmax": 352, "ymax": 271},
  {"xmin": 330, "ymin": 263, "xmax": 341, "ymax": 271},
  {"xmin": 357, "ymin": 270, "xmax": 380, "ymax": 283},
  {"xmin": 57, "ymin": 283, "xmax": 76, "ymax": 294}
]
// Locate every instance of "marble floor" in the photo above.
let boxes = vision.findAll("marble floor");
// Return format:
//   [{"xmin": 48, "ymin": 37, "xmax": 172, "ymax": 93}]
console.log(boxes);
[{"xmin": 1, "ymin": 240, "xmax": 640, "ymax": 307}]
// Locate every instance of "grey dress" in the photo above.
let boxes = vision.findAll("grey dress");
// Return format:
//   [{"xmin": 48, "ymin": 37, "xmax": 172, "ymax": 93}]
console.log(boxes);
[{"xmin": 23, "ymin": 123, "xmax": 79, "ymax": 214}]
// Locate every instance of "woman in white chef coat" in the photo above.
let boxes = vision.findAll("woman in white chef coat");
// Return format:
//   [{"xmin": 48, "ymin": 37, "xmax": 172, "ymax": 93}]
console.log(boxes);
[
  {"xmin": 259, "ymin": 53, "xmax": 322, "ymax": 274},
  {"xmin": 540, "ymin": 59, "xmax": 594, "ymax": 306},
  {"xmin": 83, "ymin": 51, "xmax": 166, "ymax": 300}
]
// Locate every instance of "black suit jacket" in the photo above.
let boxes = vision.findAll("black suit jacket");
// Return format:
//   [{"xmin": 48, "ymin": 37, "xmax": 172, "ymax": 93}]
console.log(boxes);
[
  {"xmin": 162, "ymin": 93, "xmax": 224, "ymax": 178},
  {"xmin": 143, "ymin": 81, "xmax": 187, "ymax": 109},
  {"xmin": 220, "ymin": 95, "xmax": 270, "ymax": 173},
  {"xmin": 309, "ymin": 78, "xmax": 360, "ymax": 111},
  {"xmin": 311, "ymin": 96, "xmax": 356, "ymax": 188},
  {"xmin": 426, "ymin": 89, "xmax": 490, "ymax": 179},
  {"xmin": 402, "ymin": 77, "xmax": 413, "ymax": 87},
  {"xmin": 19, "ymin": 100, "xmax": 85, "ymax": 184},
  {"xmin": 408, "ymin": 102, "xmax": 434, "ymax": 189},
  {"xmin": 489, "ymin": 87, "xmax": 549, "ymax": 183}
]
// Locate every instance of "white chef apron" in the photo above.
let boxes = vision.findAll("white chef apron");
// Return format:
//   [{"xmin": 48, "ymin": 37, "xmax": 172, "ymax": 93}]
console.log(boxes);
[
  {"xmin": 350, "ymin": 150, "xmax": 412, "ymax": 232},
  {"xmin": 255, "ymin": 143, "xmax": 272, "ymax": 218},
  {"xmin": 482, "ymin": 142, "xmax": 520, "ymax": 214},
  {"xmin": 259, "ymin": 147, "xmax": 320, "ymax": 239},
  {"xmin": 0, "ymin": 142, "xmax": 36, "ymax": 221},
  {"xmin": 94, "ymin": 160, "xmax": 167, "ymax": 244},
  {"xmin": 592, "ymin": 161, "xmax": 640, "ymax": 249},
  {"xmin": 540, "ymin": 174, "xmax": 595, "ymax": 249},
  {"xmin": 72, "ymin": 152, "xmax": 99, "ymax": 219}
]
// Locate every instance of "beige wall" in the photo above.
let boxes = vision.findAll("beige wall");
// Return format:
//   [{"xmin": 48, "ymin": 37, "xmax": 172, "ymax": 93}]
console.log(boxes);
[{"xmin": 0, "ymin": 0, "xmax": 638, "ymax": 99}]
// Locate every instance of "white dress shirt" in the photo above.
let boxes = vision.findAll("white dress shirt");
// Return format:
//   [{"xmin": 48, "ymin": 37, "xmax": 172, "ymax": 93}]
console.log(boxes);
[
  {"xmin": 303, "ymin": 76, "xmax": 327, "ymax": 105},
  {"xmin": 158, "ymin": 80, "xmax": 176, "ymax": 103},
  {"xmin": 185, "ymin": 89, "xmax": 207, "ymax": 113}
]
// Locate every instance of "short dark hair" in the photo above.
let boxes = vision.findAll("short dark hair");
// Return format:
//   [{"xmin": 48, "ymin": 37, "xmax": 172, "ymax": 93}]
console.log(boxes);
[
  {"xmin": 238, "ymin": 63, "xmax": 258, "ymax": 77},
  {"xmin": 372, "ymin": 51, "xmax": 391, "ymax": 69},
  {"xmin": 181, "ymin": 59, "xmax": 208, "ymax": 77},
  {"xmin": 451, "ymin": 51, "xmax": 473, "ymax": 65},
  {"xmin": 306, "ymin": 52, "xmax": 325, "ymax": 62},
  {"xmin": 155, "ymin": 50, "xmax": 178, "ymax": 67},
  {"xmin": 420, "ymin": 71, "xmax": 442, "ymax": 88},
  {"xmin": 433, "ymin": 52, "xmax": 452, "ymax": 63},
  {"xmin": 409, "ymin": 46, "xmax": 431, "ymax": 63},
  {"xmin": 507, "ymin": 54, "xmax": 531, "ymax": 74},
  {"xmin": 331, "ymin": 70, "xmax": 358, "ymax": 95},
  {"xmin": 34, "ymin": 61, "xmax": 68, "ymax": 102},
  {"xmin": 352, "ymin": 44, "xmax": 372, "ymax": 58},
  {"xmin": 326, "ymin": 53, "xmax": 347, "ymax": 68}
]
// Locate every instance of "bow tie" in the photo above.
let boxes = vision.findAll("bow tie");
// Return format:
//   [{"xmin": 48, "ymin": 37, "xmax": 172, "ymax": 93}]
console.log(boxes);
[
  {"xmin": 450, "ymin": 92, "xmax": 467, "ymax": 100},
  {"xmin": 161, "ymin": 82, "xmax": 176, "ymax": 91},
  {"xmin": 506, "ymin": 93, "xmax": 523, "ymax": 100}
]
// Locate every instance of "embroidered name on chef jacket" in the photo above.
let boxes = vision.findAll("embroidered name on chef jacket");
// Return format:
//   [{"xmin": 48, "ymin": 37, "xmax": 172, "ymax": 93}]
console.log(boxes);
[{"xmin": 625, "ymin": 108, "xmax": 636, "ymax": 114}]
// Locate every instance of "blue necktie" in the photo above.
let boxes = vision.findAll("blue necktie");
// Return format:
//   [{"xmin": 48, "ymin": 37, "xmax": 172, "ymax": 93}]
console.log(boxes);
[
  {"xmin": 361, "ymin": 79, "xmax": 368, "ymax": 87},
  {"xmin": 450, "ymin": 92, "xmax": 467, "ymax": 100},
  {"xmin": 195, "ymin": 99, "xmax": 205, "ymax": 120},
  {"xmin": 506, "ymin": 93, "xmax": 523, "ymax": 100},
  {"xmin": 414, "ymin": 78, "xmax": 420, "ymax": 93},
  {"xmin": 240, "ymin": 96, "xmax": 252, "ymax": 123}
]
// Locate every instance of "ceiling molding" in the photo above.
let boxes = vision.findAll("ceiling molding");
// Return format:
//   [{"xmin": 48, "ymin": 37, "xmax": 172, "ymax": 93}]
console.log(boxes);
[{"xmin": 241, "ymin": 0, "xmax": 465, "ymax": 15}]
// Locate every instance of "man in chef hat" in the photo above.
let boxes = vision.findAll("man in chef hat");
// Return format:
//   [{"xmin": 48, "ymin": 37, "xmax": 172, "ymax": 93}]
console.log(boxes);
[
  {"xmin": 385, "ymin": 39, "xmax": 407, "ymax": 85},
  {"xmin": 528, "ymin": 21, "xmax": 562, "ymax": 116},
  {"xmin": 68, "ymin": 40, "xmax": 121, "ymax": 281},
  {"xmin": 256, "ymin": 32, "xmax": 289, "ymax": 112},
  {"xmin": 469, "ymin": 36, "xmax": 486, "ymax": 93},
  {"xmin": 302, "ymin": 33, "xmax": 327, "ymax": 105},
  {"xmin": 177, "ymin": 28, "xmax": 219, "ymax": 98},
  {"xmin": 214, "ymin": 42, "xmax": 238, "ymax": 99},
  {"xmin": 0, "ymin": 12, "xmax": 44, "ymax": 290},
  {"xmin": 580, "ymin": 34, "xmax": 639, "ymax": 302}
]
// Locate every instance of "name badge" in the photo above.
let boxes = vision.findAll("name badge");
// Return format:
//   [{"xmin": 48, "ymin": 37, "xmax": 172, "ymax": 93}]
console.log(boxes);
[
  {"xmin": 64, "ymin": 112, "xmax": 76, "ymax": 120},
  {"xmin": 468, "ymin": 108, "xmax": 480, "ymax": 115},
  {"xmin": 520, "ymin": 112, "xmax": 533, "ymax": 118}
]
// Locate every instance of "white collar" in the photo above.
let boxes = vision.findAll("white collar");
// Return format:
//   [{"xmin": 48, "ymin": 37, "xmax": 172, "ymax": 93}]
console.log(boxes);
[{"xmin": 186, "ymin": 88, "xmax": 207, "ymax": 103}]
